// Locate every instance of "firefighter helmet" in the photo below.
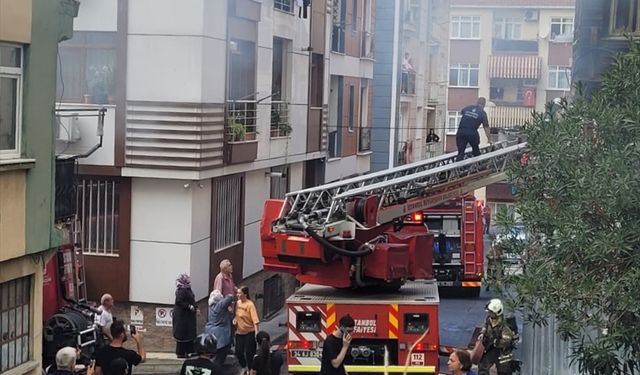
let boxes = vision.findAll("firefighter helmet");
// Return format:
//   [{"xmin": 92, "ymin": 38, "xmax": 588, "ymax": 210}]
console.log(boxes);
[
  {"xmin": 486, "ymin": 298, "xmax": 503, "ymax": 316},
  {"xmin": 194, "ymin": 333, "xmax": 217, "ymax": 354}
]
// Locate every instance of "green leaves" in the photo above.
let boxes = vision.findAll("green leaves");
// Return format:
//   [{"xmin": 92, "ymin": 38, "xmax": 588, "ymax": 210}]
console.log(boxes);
[{"xmin": 493, "ymin": 39, "xmax": 640, "ymax": 374}]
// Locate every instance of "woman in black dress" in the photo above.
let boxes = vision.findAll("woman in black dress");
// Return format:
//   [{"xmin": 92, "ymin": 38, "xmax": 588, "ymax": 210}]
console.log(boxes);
[{"xmin": 173, "ymin": 273, "xmax": 197, "ymax": 358}]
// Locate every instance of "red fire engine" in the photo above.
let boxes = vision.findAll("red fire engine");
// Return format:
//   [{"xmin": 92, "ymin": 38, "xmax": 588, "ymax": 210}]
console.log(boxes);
[
  {"xmin": 404, "ymin": 195, "xmax": 485, "ymax": 295},
  {"xmin": 260, "ymin": 142, "xmax": 526, "ymax": 374}
]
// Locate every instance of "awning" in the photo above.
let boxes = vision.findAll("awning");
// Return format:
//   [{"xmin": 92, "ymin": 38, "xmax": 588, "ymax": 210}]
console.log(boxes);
[{"xmin": 488, "ymin": 55, "xmax": 541, "ymax": 79}]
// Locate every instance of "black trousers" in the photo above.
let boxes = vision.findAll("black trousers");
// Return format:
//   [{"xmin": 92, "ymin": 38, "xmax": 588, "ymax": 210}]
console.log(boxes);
[
  {"xmin": 478, "ymin": 349, "xmax": 512, "ymax": 375},
  {"xmin": 456, "ymin": 129, "xmax": 481, "ymax": 161},
  {"xmin": 176, "ymin": 340, "xmax": 194, "ymax": 358},
  {"xmin": 214, "ymin": 344, "xmax": 231, "ymax": 367},
  {"xmin": 235, "ymin": 331, "xmax": 256, "ymax": 369}
]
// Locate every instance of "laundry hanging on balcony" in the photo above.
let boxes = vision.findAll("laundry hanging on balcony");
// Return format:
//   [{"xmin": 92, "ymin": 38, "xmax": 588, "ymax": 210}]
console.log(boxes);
[{"xmin": 488, "ymin": 55, "xmax": 541, "ymax": 79}]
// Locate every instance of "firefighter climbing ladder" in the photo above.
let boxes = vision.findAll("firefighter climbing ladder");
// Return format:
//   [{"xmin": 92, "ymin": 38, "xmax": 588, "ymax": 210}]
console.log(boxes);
[{"xmin": 278, "ymin": 141, "xmax": 527, "ymax": 230}]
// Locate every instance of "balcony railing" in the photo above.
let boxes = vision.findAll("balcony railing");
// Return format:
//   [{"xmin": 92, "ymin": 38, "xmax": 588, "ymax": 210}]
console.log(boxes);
[
  {"xmin": 358, "ymin": 127, "xmax": 371, "ymax": 152},
  {"xmin": 270, "ymin": 101, "xmax": 291, "ymax": 138},
  {"xmin": 401, "ymin": 72, "xmax": 416, "ymax": 95},
  {"xmin": 226, "ymin": 100, "xmax": 257, "ymax": 142}
]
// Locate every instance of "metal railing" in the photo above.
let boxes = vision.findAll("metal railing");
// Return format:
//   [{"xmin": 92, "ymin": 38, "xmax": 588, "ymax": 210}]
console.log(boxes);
[
  {"xmin": 358, "ymin": 127, "xmax": 371, "ymax": 152},
  {"xmin": 226, "ymin": 100, "xmax": 257, "ymax": 141},
  {"xmin": 77, "ymin": 179, "xmax": 119, "ymax": 256},
  {"xmin": 401, "ymin": 72, "xmax": 416, "ymax": 95},
  {"xmin": 270, "ymin": 101, "xmax": 291, "ymax": 138}
]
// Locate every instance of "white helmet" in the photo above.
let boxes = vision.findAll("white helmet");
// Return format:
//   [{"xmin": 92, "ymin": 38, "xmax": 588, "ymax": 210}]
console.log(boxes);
[{"xmin": 487, "ymin": 298, "xmax": 503, "ymax": 316}]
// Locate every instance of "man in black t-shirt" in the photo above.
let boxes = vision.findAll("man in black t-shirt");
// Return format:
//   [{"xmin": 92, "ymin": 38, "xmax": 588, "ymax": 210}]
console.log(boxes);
[
  {"xmin": 94, "ymin": 320, "xmax": 145, "ymax": 375},
  {"xmin": 320, "ymin": 315, "xmax": 354, "ymax": 375},
  {"xmin": 455, "ymin": 97, "xmax": 491, "ymax": 161},
  {"xmin": 180, "ymin": 334, "xmax": 222, "ymax": 375}
]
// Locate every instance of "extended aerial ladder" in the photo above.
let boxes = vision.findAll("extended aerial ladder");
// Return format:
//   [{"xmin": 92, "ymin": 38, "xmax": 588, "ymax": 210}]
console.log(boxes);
[{"xmin": 260, "ymin": 141, "xmax": 527, "ymax": 289}]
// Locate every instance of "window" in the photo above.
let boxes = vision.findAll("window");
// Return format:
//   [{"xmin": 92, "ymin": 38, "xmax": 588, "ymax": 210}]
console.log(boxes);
[
  {"xmin": 548, "ymin": 65, "xmax": 571, "ymax": 90},
  {"xmin": 57, "ymin": 32, "xmax": 116, "ymax": 104},
  {"xmin": 348, "ymin": 85, "xmax": 355, "ymax": 131},
  {"xmin": 274, "ymin": 0, "xmax": 293, "ymax": 13},
  {"xmin": 212, "ymin": 175, "xmax": 243, "ymax": 252},
  {"xmin": 550, "ymin": 17, "xmax": 574, "ymax": 40},
  {"xmin": 229, "ymin": 39, "xmax": 256, "ymax": 101},
  {"xmin": 0, "ymin": 44, "xmax": 22, "ymax": 159},
  {"xmin": 332, "ymin": 0, "xmax": 347, "ymax": 52},
  {"xmin": 78, "ymin": 179, "xmax": 120, "ymax": 256},
  {"xmin": 448, "ymin": 111, "xmax": 462, "ymax": 133},
  {"xmin": 449, "ymin": 64, "xmax": 479, "ymax": 87},
  {"xmin": 310, "ymin": 54, "xmax": 324, "ymax": 107},
  {"xmin": 0, "ymin": 276, "xmax": 31, "ymax": 372},
  {"xmin": 269, "ymin": 166, "xmax": 289, "ymax": 199},
  {"xmin": 271, "ymin": 38, "xmax": 291, "ymax": 137},
  {"xmin": 493, "ymin": 17, "xmax": 522, "ymax": 40},
  {"xmin": 351, "ymin": 0, "xmax": 358, "ymax": 31},
  {"xmin": 610, "ymin": 0, "xmax": 640, "ymax": 34},
  {"xmin": 451, "ymin": 16, "xmax": 481, "ymax": 39}
]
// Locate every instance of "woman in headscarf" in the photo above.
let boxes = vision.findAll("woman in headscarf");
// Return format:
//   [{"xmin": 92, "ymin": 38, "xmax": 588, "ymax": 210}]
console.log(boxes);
[
  {"xmin": 173, "ymin": 273, "xmax": 197, "ymax": 358},
  {"xmin": 205, "ymin": 289, "xmax": 235, "ymax": 367}
]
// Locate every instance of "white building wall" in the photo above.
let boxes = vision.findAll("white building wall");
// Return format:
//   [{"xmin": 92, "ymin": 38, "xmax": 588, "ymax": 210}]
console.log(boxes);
[
  {"xmin": 74, "ymin": 0, "xmax": 117, "ymax": 31},
  {"xmin": 129, "ymin": 178, "xmax": 211, "ymax": 304}
]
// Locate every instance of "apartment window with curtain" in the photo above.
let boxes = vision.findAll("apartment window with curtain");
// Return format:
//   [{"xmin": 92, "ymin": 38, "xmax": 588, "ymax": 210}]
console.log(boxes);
[
  {"xmin": 451, "ymin": 16, "xmax": 481, "ymax": 39},
  {"xmin": 0, "ymin": 44, "xmax": 22, "ymax": 160},
  {"xmin": 448, "ymin": 111, "xmax": 462, "ymax": 133},
  {"xmin": 57, "ymin": 31, "xmax": 116, "ymax": 104},
  {"xmin": 332, "ymin": 0, "xmax": 347, "ymax": 52},
  {"xmin": 274, "ymin": 0, "xmax": 293, "ymax": 13},
  {"xmin": 271, "ymin": 37, "xmax": 291, "ymax": 137},
  {"xmin": 493, "ymin": 17, "xmax": 522, "ymax": 40},
  {"xmin": 548, "ymin": 66, "xmax": 571, "ymax": 90},
  {"xmin": 449, "ymin": 64, "xmax": 479, "ymax": 87},
  {"xmin": 550, "ymin": 17, "xmax": 574, "ymax": 40},
  {"xmin": 212, "ymin": 175, "xmax": 243, "ymax": 252},
  {"xmin": 0, "ymin": 276, "xmax": 31, "ymax": 372}
]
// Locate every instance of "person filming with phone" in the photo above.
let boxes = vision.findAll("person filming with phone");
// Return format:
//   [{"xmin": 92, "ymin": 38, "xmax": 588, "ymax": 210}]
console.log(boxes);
[
  {"xmin": 320, "ymin": 314, "xmax": 355, "ymax": 375},
  {"xmin": 94, "ymin": 319, "xmax": 145, "ymax": 375}
]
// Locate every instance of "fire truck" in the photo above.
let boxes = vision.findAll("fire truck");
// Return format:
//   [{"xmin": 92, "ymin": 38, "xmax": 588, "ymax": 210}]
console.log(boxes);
[
  {"xmin": 260, "ymin": 141, "xmax": 527, "ymax": 374},
  {"xmin": 404, "ymin": 195, "xmax": 485, "ymax": 296}
]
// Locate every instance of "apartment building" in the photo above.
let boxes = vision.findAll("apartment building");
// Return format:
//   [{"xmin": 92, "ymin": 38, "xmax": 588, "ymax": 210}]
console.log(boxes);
[
  {"xmin": 325, "ymin": 0, "xmax": 375, "ymax": 181},
  {"xmin": 0, "ymin": 0, "xmax": 78, "ymax": 373},
  {"xmin": 370, "ymin": 0, "xmax": 450, "ymax": 172},
  {"xmin": 55, "ymin": 0, "xmax": 374, "ymax": 350},
  {"xmin": 447, "ymin": 0, "xmax": 575, "ymax": 214}
]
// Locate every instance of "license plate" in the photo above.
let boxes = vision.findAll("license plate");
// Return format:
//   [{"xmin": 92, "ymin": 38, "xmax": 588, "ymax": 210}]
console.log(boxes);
[
  {"xmin": 291, "ymin": 349, "xmax": 321, "ymax": 358},
  {"xmin": 410, "ymin": 353, "xmax": 425, "ymax": 366}
]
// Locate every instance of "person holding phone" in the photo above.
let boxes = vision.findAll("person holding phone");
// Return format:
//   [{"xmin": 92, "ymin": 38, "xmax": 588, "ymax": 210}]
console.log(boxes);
[
  {"xmin": 320, "ymin": 314, "xmax": 355, "ymax": 375},
  {"xmin": 94, "ymin": 319, "xmax": 145, "ymax": 375}
]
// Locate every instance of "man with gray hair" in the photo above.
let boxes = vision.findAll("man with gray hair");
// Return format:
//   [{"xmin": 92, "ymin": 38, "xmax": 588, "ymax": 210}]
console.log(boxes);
[
  {"xmin": 213, "ymin": 259, "xmax": 236, "ymax": 296},
  {"xmin": 51, "ymin": 346, "xmax": 92, "ymax": 375},
  {"xmin": 95, "ymin": 293, "xmax": 114, "ymax": 341}
]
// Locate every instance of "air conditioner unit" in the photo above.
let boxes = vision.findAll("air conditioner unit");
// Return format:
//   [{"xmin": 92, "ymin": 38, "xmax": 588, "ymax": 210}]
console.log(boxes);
[
  {"xmin": 524, "ymin": 10, "xmax": 539, "ymax": 22},
  {"xmin": 57, "ymin": 113, "xmax": 81, "ymax": 143}
]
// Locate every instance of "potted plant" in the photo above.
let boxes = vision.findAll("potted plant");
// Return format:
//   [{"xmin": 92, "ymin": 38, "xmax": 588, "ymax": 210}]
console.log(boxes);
[
  {"xmin": 227, "ymin": 115, "xmax": 246, "ymax": 142},
  {"xmin": 225, "ymin": 114, "xmax": 258, "ymax": 164},
  {"xmin": 88, "ymin": 64, "xmax": 114, "ymax": 105},
  {"xmin": 271, "ymin": 108, "xmax": 292, "ymax": 137}
]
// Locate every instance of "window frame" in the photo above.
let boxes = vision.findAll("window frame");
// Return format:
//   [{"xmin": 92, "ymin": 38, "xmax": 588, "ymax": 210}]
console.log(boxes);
[
  {"xmin": 493, "ymin": 17, "xmax": 523, "ymax": 40},
  {"xmin": 0, "ymin": 44, "xmax": 23, "ymax": 160},
  {"xmin": 548, "ymin": 65, "xmax": 571, "ymax": 91},
  {"xmin": 274, "ymin": 0, "xmax": 294, "ymax": 13},
  {"xmin": 447, "ymin": 111, "xmax": 462, "ymax": 134},
  {"xmin": 451, "ymin": 16, "xmax": 481, "ymax": 39},
  {"xmin": 212, "ymin": 174, "xmax": 244, "ymax": 252},
  {"xmin": 0, "ymin": 276, "xmax": 32, "ymax": 372},
  {"xmin": 609, "ymin": 0, "xmax": 640, "ymax": 35},
  {"xmin": 449, "ymin": 63, "xmax": 480, "ymax": 88},
  {"xmin": 550, "ymin": 17, "xmax": 574, "ymax": 40}
]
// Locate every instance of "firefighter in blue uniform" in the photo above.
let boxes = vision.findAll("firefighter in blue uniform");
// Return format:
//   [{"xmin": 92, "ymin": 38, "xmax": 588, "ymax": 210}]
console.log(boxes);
[{"xmin": 456, "ymin": 97, "xmax": 491, "ymax": 161}]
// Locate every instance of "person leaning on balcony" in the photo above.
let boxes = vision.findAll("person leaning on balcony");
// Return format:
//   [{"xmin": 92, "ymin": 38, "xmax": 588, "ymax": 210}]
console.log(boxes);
[{"xmin": 455, "ymin": 97, "xmax": 491, "ymax": 162}]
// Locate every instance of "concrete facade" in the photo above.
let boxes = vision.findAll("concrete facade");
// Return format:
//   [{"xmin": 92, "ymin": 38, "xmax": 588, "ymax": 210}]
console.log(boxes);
[
  {"xmin": 370, "ymin": 0, "xmax": 450, "ymax": 172},
  {"xmin": 0, "ymin": 0, "xmax": 77, "ymax": 373}
]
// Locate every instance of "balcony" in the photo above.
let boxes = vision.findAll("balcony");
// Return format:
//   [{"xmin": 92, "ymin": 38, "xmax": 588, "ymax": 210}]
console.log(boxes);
[
  {"xmin": 270, "ymin": 101, "xmax": 291, "ymax": 138},
  {"xmin": 401, "ymin": 72, "xmax": 416, "ymax": 95},
  {"xmin": 492, "ymin": 38, "xmax": 538, "ymax": 54},
  {"xmin": 488, "ymin": 55, "xmax": 541, "ymax": 80},
  {"xmin": 489, "ymin": 106, "xmax": 533, "ymax": 129},
  {"xmin": 358, "ymin": 127, "xmax": 371, "ymax": 153},
  {"xmin": 360, "ymin": 31, "xmax": 374, "ymax": 59},
  {"xmin": 225, "ymin": 100, "xmax": 258, "ymax": 164}
]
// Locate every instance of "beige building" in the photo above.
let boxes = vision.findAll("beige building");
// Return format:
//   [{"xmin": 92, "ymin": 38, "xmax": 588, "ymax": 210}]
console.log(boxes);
[{"xmin": 446, "ymin": 0, "xmax": 575, "ymax": 211}]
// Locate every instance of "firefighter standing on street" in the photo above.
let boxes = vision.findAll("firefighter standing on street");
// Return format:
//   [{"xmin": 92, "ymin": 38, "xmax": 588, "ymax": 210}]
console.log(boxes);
[
  {"xmin": 455, "ymin": 97, "xmax": 491, "ymax": 162},
  {"xmin": 478, "ymin": 299, "xmax": 515, "ymax": 375}
]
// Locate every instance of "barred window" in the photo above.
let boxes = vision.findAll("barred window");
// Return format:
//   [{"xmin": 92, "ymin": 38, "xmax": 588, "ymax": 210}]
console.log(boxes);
[
  {"xmin": 0, "ymin": 276, "xmax": 31, "ymax": 372},
  {"xmin": 270, "ymin": 166, "xmax": 289, "ymax": 199},
  {"xmin": 212, "ymin": 175, "xmax": 243, "ymax": 252},
  {"xmin": 78, "ymin": 179, "xmax": 120, "ymax": 256}
]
